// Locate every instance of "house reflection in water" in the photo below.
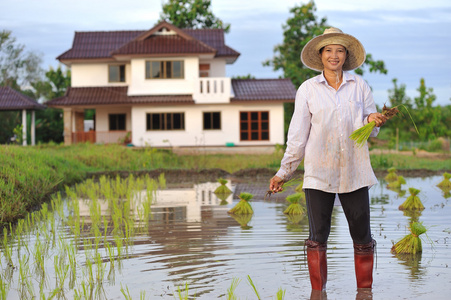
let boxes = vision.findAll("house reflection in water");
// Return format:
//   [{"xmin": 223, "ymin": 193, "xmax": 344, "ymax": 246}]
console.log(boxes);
[{"xmin": 77, "ymin": 181, "xmax": 235, "ymax": 223}]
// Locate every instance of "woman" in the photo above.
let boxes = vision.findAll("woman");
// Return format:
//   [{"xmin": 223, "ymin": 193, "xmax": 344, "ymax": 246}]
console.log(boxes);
[{"xmin": 269, "ymin": 27, "xmax": 387, "ymax": 291}]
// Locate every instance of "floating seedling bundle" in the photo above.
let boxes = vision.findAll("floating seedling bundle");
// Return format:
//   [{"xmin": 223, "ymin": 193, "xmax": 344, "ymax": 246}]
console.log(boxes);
[
  {"xmin": 228, "ymin": 192, "xmax": 254, "ymax": 215},
  {"xmin": 399, "ymin": 188, "xmax": 424, "ymax": 211},
  {"xmin": 391, "ymin": 222, "xmax": 427, "ymax": 254},
  {"xmin": 437, "ymin": 172, "xmax": 451, "ymax": 189},
  {"xmin": 283, "ymin": 192, "xmax": 306, "ymax": 215},
  {"xmin": 350, "ymin": 104, "xmax": 418, "ymax": 148},
  {"xmin": 385, "ymin": 167, "xmax": 398, "ymax": 182},
  {"xmin": 214, "ymin": 178, "xmax": 232, "ymax": 195},
  {"xmin": 387, "ymin": 175, "xmax": 406, "ymax": 189}
]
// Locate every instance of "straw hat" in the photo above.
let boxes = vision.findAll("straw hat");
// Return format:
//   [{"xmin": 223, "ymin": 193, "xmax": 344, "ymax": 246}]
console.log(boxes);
[{"xmin": 300, "ymin": 27, "xmax": 366, "ymax": 72}]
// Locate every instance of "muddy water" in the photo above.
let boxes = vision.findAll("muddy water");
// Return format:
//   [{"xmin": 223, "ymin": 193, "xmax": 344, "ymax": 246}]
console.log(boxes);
[{"xmin": 3, "ymin": 175, "xmax": 451, "ymax": 299}]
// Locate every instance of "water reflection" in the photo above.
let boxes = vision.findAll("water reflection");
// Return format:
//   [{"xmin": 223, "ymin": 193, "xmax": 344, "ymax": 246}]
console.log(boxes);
[
  {"xmin": 394, "ymin": 252, "xmax": 425, "ymax": 279},
  {"xmin": 2, "ymin": 175, "xmax": 451, "ymax": 299}
]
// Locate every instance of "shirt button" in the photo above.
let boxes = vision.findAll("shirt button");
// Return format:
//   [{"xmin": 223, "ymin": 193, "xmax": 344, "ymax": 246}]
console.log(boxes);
[
  {"xmin": 341, "ymin": 148, "xmax": 344, "ymax": 151},
  {"xmin": 340, "ymin": 134, "xmax": 343, "ymax": 137}
]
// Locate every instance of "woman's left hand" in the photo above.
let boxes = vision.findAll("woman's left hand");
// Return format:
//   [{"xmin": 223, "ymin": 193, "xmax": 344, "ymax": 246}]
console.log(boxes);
[{"xmin": 368, "ymin": 113, "xmax": 388, "ymax": 127}]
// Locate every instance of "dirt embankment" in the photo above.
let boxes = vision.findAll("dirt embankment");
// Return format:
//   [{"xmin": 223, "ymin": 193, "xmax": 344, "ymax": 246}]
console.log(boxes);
[{"xmin": 88, "ymin": 167, "xmax": 448, "ymax": 187}]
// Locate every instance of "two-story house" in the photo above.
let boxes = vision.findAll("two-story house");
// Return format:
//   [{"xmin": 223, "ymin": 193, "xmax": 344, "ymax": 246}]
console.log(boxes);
[{"xmin": 47, "ymin": 21, "xmax": 296, "ymax": 148}]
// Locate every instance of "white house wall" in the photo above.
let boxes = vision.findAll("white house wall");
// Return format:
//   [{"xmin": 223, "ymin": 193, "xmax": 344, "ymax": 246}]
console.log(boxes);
[
  {"xmin": 71, "ymin": 63, "xmax": 130, "ymax": 87},
  {"xmin": 127, "ymin": 57, "xmax": 199, "ymax": 96},
  {"xmin": 96, "ymin": 106, "xmax": 132, "ymax": 131},
  {"xmin": 130, "ymin": 103, "xmax": 284, "ymax": 147},
  {"xmin": 201, "ymin": 59, "xmax": 226, "ymax": 77}
]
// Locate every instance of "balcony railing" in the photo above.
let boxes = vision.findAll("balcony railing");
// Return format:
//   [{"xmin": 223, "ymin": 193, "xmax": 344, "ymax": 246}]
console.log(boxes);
[
  {"xmin": 193, "ymin": 77, "xmax": 231, "ymax": 104},
  {"xmin": 72, "ymin": 131, "xmax": 131, "ymax": 145}
]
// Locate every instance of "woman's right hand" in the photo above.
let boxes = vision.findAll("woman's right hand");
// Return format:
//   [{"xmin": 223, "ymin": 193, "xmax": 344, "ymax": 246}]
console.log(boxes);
[{"xmin": 269, "ymin": 176, "xmax": 284, "ymax": 193}]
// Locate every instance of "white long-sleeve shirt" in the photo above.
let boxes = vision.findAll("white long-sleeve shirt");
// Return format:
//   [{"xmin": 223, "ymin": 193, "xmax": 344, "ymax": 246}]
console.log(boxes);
[{"xmin": 275, "ymin": 71, "xmax": 379, "ymax": 193}]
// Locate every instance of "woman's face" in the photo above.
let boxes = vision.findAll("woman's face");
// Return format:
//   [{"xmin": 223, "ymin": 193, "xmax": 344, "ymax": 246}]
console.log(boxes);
[{"xmin": 320, "ymin": 44, "xmax": 347, "ymax": 72}]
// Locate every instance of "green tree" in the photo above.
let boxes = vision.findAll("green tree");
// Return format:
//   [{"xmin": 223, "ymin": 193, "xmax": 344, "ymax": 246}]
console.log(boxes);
[
  {"xmin": 263, "ymin": 1, "xmax": 387, "ymax": 88},
  {"xmin": 0, "ymin": 30, "xmax": 44, "ymax": 144},
  {"xmin": 29, "ymin": 66, "xmax": 71, "ymax": 143},
  {"xmin": 0, "ymin": 30, "xmax": 43, "ymax": 89},
  {"xmin": 263, "ymin": 1, "xmax": 327, "ymax": 88},
  {"xmin": 160, "ymin": 0, "xmax": 230, "ymax": 33},
  {"xmin": 385, "ymin": 78, "xmax": 414, "ymax": 142},
  {"xmin": 414, "ymin": 78, "xmax": 436, "ymax": 109}
]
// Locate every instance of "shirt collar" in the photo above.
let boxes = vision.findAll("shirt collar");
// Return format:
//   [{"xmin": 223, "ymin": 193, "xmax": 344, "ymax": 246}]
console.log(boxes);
[{"xmin": 315, "ymin": 71, "xmax": 356, "ymax": 84}]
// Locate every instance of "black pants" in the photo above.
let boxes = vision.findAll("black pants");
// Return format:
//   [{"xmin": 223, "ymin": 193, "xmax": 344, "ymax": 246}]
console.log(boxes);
[{"xmin": 305, "ymin": 187, "xmax": 372, "ymax": 244}]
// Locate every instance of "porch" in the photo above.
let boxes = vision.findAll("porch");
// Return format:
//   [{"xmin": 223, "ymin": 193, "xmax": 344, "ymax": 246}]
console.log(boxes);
[{"xmin": 72, "ymin": 130, "xmax": 131, "ymax": 144}]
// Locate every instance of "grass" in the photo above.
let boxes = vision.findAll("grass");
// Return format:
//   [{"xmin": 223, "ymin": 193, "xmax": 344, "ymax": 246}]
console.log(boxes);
[{"xmin": 1, "ymin": 143, "xmax": 450, "ymax": 225}]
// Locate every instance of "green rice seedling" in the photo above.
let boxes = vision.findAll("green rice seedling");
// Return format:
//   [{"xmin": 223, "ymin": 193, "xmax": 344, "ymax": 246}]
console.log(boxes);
[
  {"xmin": 350, "ymin": 104, "xmax": 418, "ymax": 148},
  {"xmin": 276, "ymin": 288, "xmax": 286, "ymax": 300},
  {"xmin": 18, "ymin": 254, "xmax": 34, "ymax": 299},
  {"xmin": 437, "ymin": 172, "xmax": 451, "ymax": 189},
  {"xmin": 158, "ymin": 173, "xmax": 167, "ymax": 189},
  {"xmin": 247, "ymin": 275, "xmax": 261, "ymax": 300},
  {"xmin": 2, "ymin": 227, "xmax": 13, "ymax": 267},
  {"xmin": 265, "ymin": 177, "xmax": 303, "ymax": 200},
  {"xmin": 214, "ymin": 178, "xmax": 232, "ymax": 195},
  {"xmin": 283, "ymin": 193, "xmax": 306, "ymax": 215},
  {"xmin": 295, "ymin": 180, "xmax": 304, "ymax": 193},
  {"xmin": 387, "ymin": 176, "xmax": 406, "ymax": 189},
  {"xmin": 228, "ymin": 192, "xmax": 254, "ymax": 215},
  {"xmin": 399, "ymin": 188, "xmax": 425, "ymax": 211},
  {"xmin": 0, "ymin": 276, "xmax": 10, "ymax": 300},
  {"xmin": 175, "ymin": 282, "xmax": 191, "ymax": 300},
  {"xmin": 385, "ymin": 167, "xmax": 398, "ymax": 182},
  {"xmin": 120, "ymin": 284, "xmax": 133, "ymax": 300},
  {"xmin": 227, "ymin": 277, "xmax": 241, "ymax": 300},
  {"xmin": 391, "ymin": 222, "xmax": 428, "ymax": 254}
]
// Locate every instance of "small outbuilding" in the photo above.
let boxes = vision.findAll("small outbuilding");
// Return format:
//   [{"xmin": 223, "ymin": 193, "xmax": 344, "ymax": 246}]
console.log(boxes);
[{"xmin": 0, "ymin": 86, "xmax": 46, "ymax": 145}]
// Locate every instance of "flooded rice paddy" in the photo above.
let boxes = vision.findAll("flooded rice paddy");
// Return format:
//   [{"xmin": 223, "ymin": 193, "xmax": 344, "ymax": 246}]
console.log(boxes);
[{"xmin": 1, "ymin": 173, "xmax": 451, "ymax": 300}]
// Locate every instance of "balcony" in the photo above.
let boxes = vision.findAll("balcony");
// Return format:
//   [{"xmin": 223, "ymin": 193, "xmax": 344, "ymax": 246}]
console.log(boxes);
[{"xmin": 193, "ymin": 77, "xmax": 231, "ymax": 104}]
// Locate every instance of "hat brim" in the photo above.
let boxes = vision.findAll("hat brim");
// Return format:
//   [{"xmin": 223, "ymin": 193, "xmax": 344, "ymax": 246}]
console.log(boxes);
[{"xmin": 300, "ymin": 32, "xmax": 366, "ymax": 72}]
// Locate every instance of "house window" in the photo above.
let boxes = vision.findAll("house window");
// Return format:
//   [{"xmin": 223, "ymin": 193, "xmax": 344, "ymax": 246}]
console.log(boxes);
[
  {"xmin": 109, "ymin": 65, "xmax": 125, "ymax": 82},
  {"xmin": 199, "ymin": 63, "xmax": 210, "ymax": 77},
  {"xmin": 145, "ymin": 61, "xmax": 184, "ymax": 79},
  {"xmin": 146, "ymin": 113, "xmax": 185, "ymax": 130},
  {"xmin": 240, "ymin": 111, "xmax": 269, "ymax": 141},
  {"xmin": 109, "ymin": 114, "xmax": 126, "ymax": 131},
  {"xmin": 203, "ymin": 112, "xmax": 221, "ymax": 130}
]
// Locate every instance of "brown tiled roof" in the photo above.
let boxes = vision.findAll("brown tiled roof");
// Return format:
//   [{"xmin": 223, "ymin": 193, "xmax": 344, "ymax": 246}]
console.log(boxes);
[
  {"xmin": 57, "ymin": 31, "xmax": 143, "ymax": 60},
  {"xmin": 231, "ymin": 79, "xmax": 296, "ymax": 101},
  {"xmin": 182, "ymin": 28, "xmax": 240, "ymax": 58},
  {"xmin": 0, "ymin": 86, "xmax": 46, "ymax": 111},
  {"xmin": 58, "ymin": 21, "xmax": 240, "ymax": 61},
  {"xmin": 46, "ymin": 87, "xmax": 194, "ymax": 107},
  {"xmin": 111, "ymin": 35, "xmax": 216, "ymax": 56}
]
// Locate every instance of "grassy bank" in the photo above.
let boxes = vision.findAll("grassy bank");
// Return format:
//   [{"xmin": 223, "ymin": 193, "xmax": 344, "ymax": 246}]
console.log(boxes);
[{"xmin": 1, "ymin": 143, "xmax": 450, "ymax": 226}]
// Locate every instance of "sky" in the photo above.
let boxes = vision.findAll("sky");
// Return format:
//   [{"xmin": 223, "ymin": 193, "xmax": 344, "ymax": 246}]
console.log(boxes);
[{"xmin": 1, "ymin": 0, "xmax": 451, "ymax": 107}]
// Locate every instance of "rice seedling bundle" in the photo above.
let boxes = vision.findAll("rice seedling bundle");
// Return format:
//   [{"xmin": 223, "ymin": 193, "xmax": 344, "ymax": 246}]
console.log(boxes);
[
  {"xmin": 437, "ymin": 172, "xmax": 451, "ymax": 189},
  {"xmin": 385, "ymin": 167, "xmax": 398, "ymax": 182},
  {"xmin": 391, "ymin": 222, "xmax": 427, "ymax": 254},
  {"xmin": 283, "ymin": 193, "xmax": 306, "ymax": 215},
  {"xmin": 228, "ymin": 192, "xmax": 254, "ymax": 215},
  {"xmin": 399, "ymin": 188, "xmax": 424, "ymax": 211},
  {"xmin": 350, "ymin": 105, "xmax": 400, "ymax": 148},
  {"xmin": 387, "ymin": 176, "xmax": 406, "ymax": 189},
  {"xmin": 214, "ymin": 178, "xmax": 232, "ymax": 194},
  {"xmin": 350, "ymin": 104, "xmax": 418, "ymax": 148}
]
